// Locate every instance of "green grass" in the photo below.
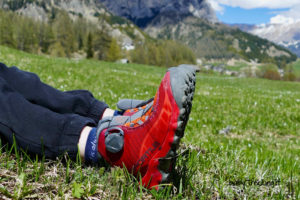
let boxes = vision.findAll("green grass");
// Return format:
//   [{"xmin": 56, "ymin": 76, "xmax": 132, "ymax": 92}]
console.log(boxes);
[
  {"xmin": 0, "ymin": 46, "xmax": 299, "ymax": 199},
  {"xmin": 291, "ymin": 59, "xmax": 300, "ymax": 76},
  {"xmin": 225, "ymin": 61, "xmax": 249, "ymax": 72}
]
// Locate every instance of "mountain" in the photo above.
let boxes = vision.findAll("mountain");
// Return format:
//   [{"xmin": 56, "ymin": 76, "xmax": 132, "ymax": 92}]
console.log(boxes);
[
  {"xmin": 98, "ymin": 0, "xmax": 297, "ymax": 66},
  {"xmin": 0, "ymin": 0, "xmax": 297, "ymax": 66},
  {"xmin": 249, "ymin": 22, "xmax": 300, "ymax": 57},
  {"xmin": 281, "ymin": 41, "xmax": 300, "ymax": 57},
  {"xmin": 0, "ymin": 0, "xmax": 200, "ymax": 67},
  {"xmin": 231, "ymin": 22, "xmax": 300, "ymax": 57},
  {"xmin": 99, "ymin": 0, "xmax": 218, "ymax": 28},
  {"xmin": 230, "ymin": 24, "xmax": 256, "ymax": 32},
  {"xmin": 0, "ymin": 0, "xmax": 146, "ymax": 47}
]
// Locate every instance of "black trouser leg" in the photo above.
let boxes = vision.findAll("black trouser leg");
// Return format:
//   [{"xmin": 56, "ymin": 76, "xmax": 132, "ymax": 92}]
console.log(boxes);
[
  {"xmin": 0, "ymin": 77, "xmax": 96, "ymax": 159},
  {"xmin": 0, "ymin": 63, "xmax": 108, "ymax": 124}
]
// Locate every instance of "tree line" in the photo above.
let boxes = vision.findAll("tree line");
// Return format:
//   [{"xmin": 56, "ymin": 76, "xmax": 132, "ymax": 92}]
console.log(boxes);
[
  {"xmin": 131, "ymin": 40, "xmax": 196, "ymax": 67},
  {"xmin": 0, "ymin": 9, "xmax": 196, "ymax": 67},
  {"xmin": 0, "ymin": 9, "xmax": 115, "ymax": 59}
]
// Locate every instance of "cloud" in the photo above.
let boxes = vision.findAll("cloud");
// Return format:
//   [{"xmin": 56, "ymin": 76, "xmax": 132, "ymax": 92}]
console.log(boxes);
[
  {"xmin": 270, "ymin": 15, "xmax": 296, "ymax": 24},
  {"xmin": 208, "ymin": 0, "xmax": 224, "ymax": 13},
  {"xmin": 207, "ymin": 0, "xmax": 300, "ymax": 10},
  {"xmin": 264, "ymin": 4, "xmax": 300, "ymax": 24},
  {"xmin": 279, "ymin": 5, "xmax": 300, "ymax": 19},
  {"xmin": 208, "ymin": 0, "xmax": 300, "ymax": 24}
]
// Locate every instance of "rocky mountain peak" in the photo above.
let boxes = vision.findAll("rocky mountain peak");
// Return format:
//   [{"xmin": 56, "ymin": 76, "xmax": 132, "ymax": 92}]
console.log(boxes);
[{"xmin": 98, "ymin": 0, "xmax": 217, "ymax": 27}]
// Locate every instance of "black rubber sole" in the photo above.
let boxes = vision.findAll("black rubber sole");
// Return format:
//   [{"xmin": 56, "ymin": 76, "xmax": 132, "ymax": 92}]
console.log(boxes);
[{"xmin": 158, "ymin": 65, "xmax": 196, "ymax": 184}]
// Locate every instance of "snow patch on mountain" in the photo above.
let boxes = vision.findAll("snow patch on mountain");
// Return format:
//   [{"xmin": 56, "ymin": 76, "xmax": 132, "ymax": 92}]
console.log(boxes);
[
  {"xmin": 251, "ymin": 21, "xmax": 300, "ymax": 44},
  {"xmin": 238, "ymin": 20, "xmax": 300, "ymax": 57}
]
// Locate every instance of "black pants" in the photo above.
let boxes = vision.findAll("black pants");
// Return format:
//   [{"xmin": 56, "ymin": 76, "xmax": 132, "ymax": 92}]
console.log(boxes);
[{"xmin": 0, "ymin": 63, "xmax": 108, "ymax": 159}]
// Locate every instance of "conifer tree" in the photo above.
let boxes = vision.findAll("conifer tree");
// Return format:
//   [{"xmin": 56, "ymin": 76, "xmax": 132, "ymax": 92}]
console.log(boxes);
[
  {"xmin": 93, "ymin": 30, "xmax": 112, "ymax": 60},
  {"xmin": 130, "ymin": 44, "xmax": 149, "ymax": 65},
  {"xmin": 52, "ymin": 11, "xmax": 75, "ymax": 57},
  {"xmin": 0, "ymin": 11, "xmax": 16, "ymax": 48},
  {"xmin": 106, "ymin": 38, "xmax": 121, "ymax": 62},
  {"xmin": 86, "ymin": 32, "xmax": 94, "ymax": 59},
  {"xmin": 148, "ymin": 43, "xmax": 160, "ymax": 66},
  {"xmin": 38, "ymin": 23, "xmax": 55, "ymax": 53},
  {"xmin": 16, "ymin": 18, "xmax": 38, "ymax": 53}
]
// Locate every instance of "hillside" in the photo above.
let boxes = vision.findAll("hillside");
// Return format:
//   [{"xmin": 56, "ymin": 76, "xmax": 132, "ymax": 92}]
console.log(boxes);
[
  {"xmin": 0, "ymin": 0, "xmax": 145, "ymax": 49},
  {"xmin": 145, "ymin": 16, "xmax": 297, "ymax": 66},
  {"xmin": 99, "ymin": 0, "xmax": 218, "ymax": 27},
  {"xmin": 250, "ymin": 22, "xmax": 300, "ymax": 58},
  {"xmin": 0, "ymin": 0, "xmax": 198, "ymax": 67},
  {"xmin": 99, "ymin": 0, "xmax": 297, "ymax": 66},
  {"xmin": 232, "ymin": 22, "xmax": 300, "ymax": 57},
  {"xmin": 0, "ymin": 46, "xmax": 299, "ymax": 199},
  {"xmin": 0, "ymin": 0, "xmax": 297, "ymax": 67}
]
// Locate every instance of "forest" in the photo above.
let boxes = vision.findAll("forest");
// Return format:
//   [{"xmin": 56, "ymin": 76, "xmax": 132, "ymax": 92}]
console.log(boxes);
[{"xmin": 0, "ymin": 9, "xmax": 196, "ymax": 67}]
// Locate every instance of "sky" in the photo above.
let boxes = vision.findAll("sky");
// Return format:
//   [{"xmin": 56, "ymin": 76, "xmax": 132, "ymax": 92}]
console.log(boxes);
[{"xmin": 208, "ymin": 0, "xmax": 300, "ymax": 25}]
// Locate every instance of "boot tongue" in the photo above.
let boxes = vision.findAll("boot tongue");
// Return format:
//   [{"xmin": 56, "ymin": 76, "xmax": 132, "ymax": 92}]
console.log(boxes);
[
  {"xmin": 124, "ymin": 101, "xmax": 154, "ymax": 127},
  {"xmin": 129, "ymin": 101, "xmax": 153, "ymax": 120},
  {"xmin": 117, "ymin": 98, "xmax": 154, "ymax": 111},
  {"xmin": 117, "ymin": 99, "xmax": 147, "ymax": 110}
]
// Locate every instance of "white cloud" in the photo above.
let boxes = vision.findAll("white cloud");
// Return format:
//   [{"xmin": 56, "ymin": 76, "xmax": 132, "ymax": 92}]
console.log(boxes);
[
  {"xmin": 207, "ymin": 0, "xmax": 300, "ymax": 10},
  {"xmin": 278, "ymin": 5, "xmax": 300, "ymax": 20},
  {"xmin": 263, "ymin": 4, "xmax": 300, "ymax": 24},
  {"xmin": 208, "ymin": 0, "xmax": 300, "ymax": 25},
  {"xmin": 270, "ymin": 15, "xmax": 295, "ymax": 24},
  {"xmin": 209, "ymin": 0, "xmax": 224, "ymax": 13}
]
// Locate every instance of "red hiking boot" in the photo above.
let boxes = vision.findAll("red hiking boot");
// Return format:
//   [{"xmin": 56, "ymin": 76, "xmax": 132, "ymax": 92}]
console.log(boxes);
[{"xmin": 96, "ymin": 65, "xmax": 196, "ymax": 189}]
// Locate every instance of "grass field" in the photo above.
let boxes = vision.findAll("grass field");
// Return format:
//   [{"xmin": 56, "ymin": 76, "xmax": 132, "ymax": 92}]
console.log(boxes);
[
  {"xmin": 0, "ymin": 46, "xmax": 299, "ymax": 199},
  {"xmin": 291, "ymin": 59, "xmax": 300, "ymax": 77}
]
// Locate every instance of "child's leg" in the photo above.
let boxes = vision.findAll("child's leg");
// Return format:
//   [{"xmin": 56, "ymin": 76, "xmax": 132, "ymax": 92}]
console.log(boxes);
[
  {"xmin": 0, "ymin": 62, "xmax": 108, "ymax": 123},
  {"xmin": 0, "ymin": 77, "xmax": 96, "ymax": 159}
]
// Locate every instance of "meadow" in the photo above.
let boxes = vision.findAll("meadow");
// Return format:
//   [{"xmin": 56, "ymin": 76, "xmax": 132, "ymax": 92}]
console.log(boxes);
[
  {"xmin": 291, "ymin": 59, "xmax": 300, "ymax": 77},
  {"xmin": 0, "ymin": 46, "xmax": 299, "ymax": 199}
]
